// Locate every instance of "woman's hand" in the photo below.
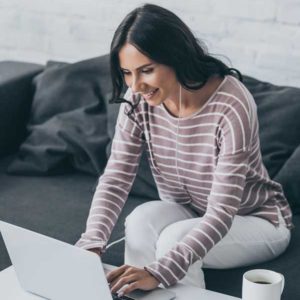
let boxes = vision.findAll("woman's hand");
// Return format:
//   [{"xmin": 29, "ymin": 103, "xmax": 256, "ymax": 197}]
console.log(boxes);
[{"xmin": 107, "ymin": 265, "xmax": 160, "ymax": 296}]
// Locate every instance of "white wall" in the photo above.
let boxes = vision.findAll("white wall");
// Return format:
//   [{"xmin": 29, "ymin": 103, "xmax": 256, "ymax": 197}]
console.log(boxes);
[{"xmin": 0, "ymin": 0, "xmax": 299, "ymax": 87}]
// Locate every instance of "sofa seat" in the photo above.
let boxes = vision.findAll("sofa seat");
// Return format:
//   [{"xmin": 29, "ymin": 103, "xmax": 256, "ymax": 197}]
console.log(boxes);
[
  {"xmin": 0, "ymin": 154, "xmax": 148, "ymax": 271},
  {"xmin": 1, "ymin": 155, "xmax": 299, "ymax": 299}
]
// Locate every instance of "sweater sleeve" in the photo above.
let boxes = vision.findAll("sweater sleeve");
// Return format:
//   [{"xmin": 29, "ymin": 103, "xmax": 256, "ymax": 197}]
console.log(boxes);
[
  {"xmin": 145, "ymin": 92, "xmax": 255, "ymax": 287},
  {"xmin": 76, "ymin": 89, "xmax": 144, "ymax": 252}
]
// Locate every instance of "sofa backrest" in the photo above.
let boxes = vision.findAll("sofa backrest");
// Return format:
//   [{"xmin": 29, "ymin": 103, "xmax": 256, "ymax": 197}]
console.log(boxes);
[{"xmin": 2, "ymin": 56, "xmax": 299, "ymax": 213}]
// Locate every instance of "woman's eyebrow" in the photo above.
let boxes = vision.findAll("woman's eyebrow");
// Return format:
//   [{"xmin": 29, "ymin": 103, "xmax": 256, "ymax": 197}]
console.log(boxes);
[{"xmin": 121, "ymin": 63, "xmax": 154, "ymax": 71}]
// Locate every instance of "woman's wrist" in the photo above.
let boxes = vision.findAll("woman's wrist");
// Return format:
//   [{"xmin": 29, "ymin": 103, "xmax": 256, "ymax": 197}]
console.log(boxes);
[{"xmin": 88, "ymin": 248, "xmax": 101, "ymax": 256}]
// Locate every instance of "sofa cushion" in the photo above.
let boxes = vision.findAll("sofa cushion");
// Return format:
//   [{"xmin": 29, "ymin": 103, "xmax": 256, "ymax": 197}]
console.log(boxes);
[
  {"xmin": 0, "ymin": 61, "xmax": 43, "ymax": 158},
  {"xmin": 243, "ymin": 76, "xmax": 300, "ymax": 214},
  {"xmin": 243, "ymin": 76, "xmax": 300, "ymax": 177},
  {"xmin": 7, "ymin": 56, "xmax": 111, "ymax": 175},
  {"xmin": 274, "ymin": 146, "xmax": 300, "ymax": 214}
]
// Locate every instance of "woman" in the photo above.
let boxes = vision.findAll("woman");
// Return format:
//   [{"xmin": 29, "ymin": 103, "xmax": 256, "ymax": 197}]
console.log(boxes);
[{"xmin": 76, "ymin": 3, "xmax": 292, "ymax": 296}]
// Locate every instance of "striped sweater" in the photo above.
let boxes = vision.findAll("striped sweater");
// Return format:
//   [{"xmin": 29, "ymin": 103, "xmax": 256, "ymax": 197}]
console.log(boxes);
[{"xmin": 76, "ymin": 75, "xmax": 293, "ymax": 287}]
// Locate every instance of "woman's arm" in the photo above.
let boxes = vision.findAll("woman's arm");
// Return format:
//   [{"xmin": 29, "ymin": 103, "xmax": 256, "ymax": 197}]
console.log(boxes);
[
  {"xmin": 76, "ymin": 90, "xmax": 144, "ymax": 253},
  {"xmin": 145, "ymin": 84, "xmax": 256, "ymax": 287}
]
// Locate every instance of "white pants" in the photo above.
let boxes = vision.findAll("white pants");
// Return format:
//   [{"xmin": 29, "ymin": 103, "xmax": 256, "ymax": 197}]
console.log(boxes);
[{"xmin": 124, "ymin": 201, "xmax": 291, "ymax": 288}]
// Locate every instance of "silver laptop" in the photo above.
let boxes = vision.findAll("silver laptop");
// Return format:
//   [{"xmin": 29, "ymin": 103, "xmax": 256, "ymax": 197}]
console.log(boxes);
[{"xmin": 0, "ymin": 220, "xmax": 176, "ymax": 300}]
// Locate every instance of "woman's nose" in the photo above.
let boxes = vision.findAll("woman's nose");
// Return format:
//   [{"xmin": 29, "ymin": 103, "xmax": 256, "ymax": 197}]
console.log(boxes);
[{"xmin": 130, "ymin": 75, "xmax": 142, "ymax": 93}]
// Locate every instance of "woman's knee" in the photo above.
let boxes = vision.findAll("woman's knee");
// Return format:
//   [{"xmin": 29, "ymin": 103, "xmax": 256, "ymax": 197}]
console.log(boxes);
[
  {"xmin": 125, "ymin": 201, "xmax": 161, "ymax": 230},
  {"xmin": 125, "ymin": 200, "xmax": 185, "ymax": 233},
  {"xmin": 125, "ymin": 201, "xmax": 196, "ymax": 254},
  {"xmin": 125, "ymin": 201, "xmax": 162, "ymax": 246}
]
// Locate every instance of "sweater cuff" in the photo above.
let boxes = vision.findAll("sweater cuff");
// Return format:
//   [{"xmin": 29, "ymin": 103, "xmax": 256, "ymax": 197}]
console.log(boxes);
[
  {"xmin": 75, "ymin": 238, "xmax": 106, "ymax": 254},
  {"xmin": 144, "ymin": 265, "xmax": 177, "ymax": 287}
]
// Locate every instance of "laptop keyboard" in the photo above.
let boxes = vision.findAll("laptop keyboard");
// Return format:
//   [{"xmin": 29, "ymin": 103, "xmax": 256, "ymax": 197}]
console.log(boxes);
[{"xmin": 112, "ymin": 293, "xmax": 135, "ymax": 300}]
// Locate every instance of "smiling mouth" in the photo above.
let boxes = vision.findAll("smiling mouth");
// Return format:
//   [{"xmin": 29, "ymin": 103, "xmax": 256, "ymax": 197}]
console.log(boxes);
[{"xmin": 143, "ymin": 88, "xmax": 159, "ymax": 100}]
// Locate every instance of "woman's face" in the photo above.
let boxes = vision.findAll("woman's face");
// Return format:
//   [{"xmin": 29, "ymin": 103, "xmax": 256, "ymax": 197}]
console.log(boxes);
[{"xmin": 118, "ymin": 43, "xmax": 179, "ymax": 106}]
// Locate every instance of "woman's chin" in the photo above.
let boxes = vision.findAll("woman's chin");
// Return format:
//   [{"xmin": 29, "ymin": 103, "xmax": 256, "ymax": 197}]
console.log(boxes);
[{"xmin": 145, "ymin": 98, "xmax": 162, "ymax": 106}]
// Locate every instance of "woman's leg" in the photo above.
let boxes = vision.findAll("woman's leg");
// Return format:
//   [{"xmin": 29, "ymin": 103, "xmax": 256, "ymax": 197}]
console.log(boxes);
[
  {"xmin": 156, "ymin": 211, "xmax": 290, "ymax": 288},
  {"xmin": 124, "ymin": 201, "xmax": 196, "ymax": 267},
  {"xmin": 202, "ymin": 212, "xmax": 290, "ymax": 269}
]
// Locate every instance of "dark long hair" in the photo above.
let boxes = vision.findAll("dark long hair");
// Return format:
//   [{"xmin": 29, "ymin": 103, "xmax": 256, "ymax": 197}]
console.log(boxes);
[{"xmin": 109, "ymin": 3, "xmax": 242, "ymax": 113}]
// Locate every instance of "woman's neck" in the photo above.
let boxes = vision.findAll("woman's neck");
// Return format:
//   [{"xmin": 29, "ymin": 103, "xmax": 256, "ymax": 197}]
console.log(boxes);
[{"xmin": 163, "ymin": 75, "xmax": 224, "ymax": 118}]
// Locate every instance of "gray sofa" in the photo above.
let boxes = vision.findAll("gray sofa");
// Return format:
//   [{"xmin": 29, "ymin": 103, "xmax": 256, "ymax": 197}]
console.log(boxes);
[{"xmin": 0, "ymin": 56, "xmax": 299, "ymax": 299}]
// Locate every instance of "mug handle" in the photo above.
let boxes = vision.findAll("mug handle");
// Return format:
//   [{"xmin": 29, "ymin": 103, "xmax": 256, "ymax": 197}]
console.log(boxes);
[{"xmin": 280, "ymin": 274, "xmax": 285, "ymax": 293}]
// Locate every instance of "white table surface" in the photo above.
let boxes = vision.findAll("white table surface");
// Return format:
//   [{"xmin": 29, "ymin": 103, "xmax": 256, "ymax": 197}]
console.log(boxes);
[{"xmin": 0, "ymin": 266, "xmax": 241, "ymax": 300}]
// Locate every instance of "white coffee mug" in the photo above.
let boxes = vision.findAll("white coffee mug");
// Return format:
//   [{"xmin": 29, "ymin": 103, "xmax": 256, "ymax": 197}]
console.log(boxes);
[{"xmin": 242, "ymin": 269, "xmax": 285, "ymax": 300}]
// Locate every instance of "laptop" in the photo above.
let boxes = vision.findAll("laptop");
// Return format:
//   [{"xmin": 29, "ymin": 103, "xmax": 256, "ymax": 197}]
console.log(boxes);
[{"xmin": 0, "ymin": 220, "xmax": 176, "ymax": 300}]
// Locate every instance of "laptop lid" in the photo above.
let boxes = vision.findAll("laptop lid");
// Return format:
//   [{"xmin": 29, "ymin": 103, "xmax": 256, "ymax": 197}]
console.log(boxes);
[{"xmin": 0, "ymin": 221, "xmax": 112, "ymax": 300}]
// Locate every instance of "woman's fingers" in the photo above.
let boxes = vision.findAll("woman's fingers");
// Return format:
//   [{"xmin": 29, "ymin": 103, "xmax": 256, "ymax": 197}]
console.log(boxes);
[
  {"xmin": 120, "ymin": 281, "xmax": 140, "ymax": 295},
  {"xmin": 108, "ymin": 265, "xmax": 160, "ymax": 295},
  {"xmin": 106, "ymin": 264, "xmax": 129, "ymax": 283},
  {"xmin": 110, "ymin": 274, "xmax": 139, "ymax": 294}
]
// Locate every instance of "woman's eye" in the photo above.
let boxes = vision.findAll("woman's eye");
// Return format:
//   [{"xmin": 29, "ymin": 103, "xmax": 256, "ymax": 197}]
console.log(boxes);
[
  {"xmin": 121, "ymin": 70, "xmax": 130, "ymax": 76},
  {"xmin": 142, "ymin": 68, "xmax": 153, "ymax": 74}
]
